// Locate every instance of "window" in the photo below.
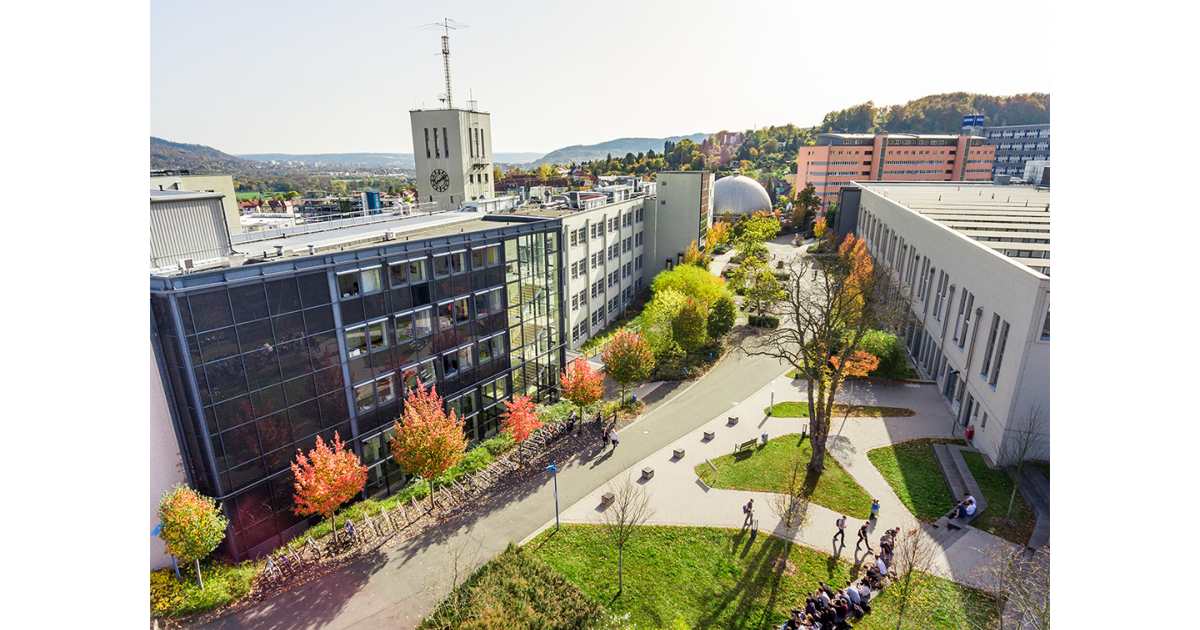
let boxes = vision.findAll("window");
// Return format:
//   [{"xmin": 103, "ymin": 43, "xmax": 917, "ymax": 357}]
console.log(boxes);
[
  {"xmin": 474, "ymin": 292, "xmax": 489, "ymax": 318},
  {"xmin": 389, "ymin": 261, "xmax": 408, "ymax": 288},
  {"xmin": 1041, "ymin": 307, "xmax": 1050, "ymax": 341},
  {"xmin": 472, "ymin": 248, "xmax": 486, "ymax": 270},
  {"xmin": 413, "ymin": 307, "xmax": 433, "ymax": 337},
  {"xmin": 346, "ymin": 324, "xmax": 368, "ymax": 358},
  {"xmin": 990, "ymin": 321, "xmax": 1010, "ymax": 386},
  {"xmin": 395, "ymin": 312, "xmax": 414, "ymax": 345},
  {"xmin": 424, "ymin": 128, "xmax": 430, "ymax": 158},
  {"xmin": 433, "ymin": 128, "xmax": 440, "ymax": 158},
  {"xmin": 458, "ymin": 345, "xmax": 474, "ymax": 371},
  {"xmin": 571, "ymin": 293, "xmax": 579, "ymax": 311},
  {"xmin": 418, "ymin": 359, "xmax": 436, "ymax": 385},
  {"xmin": 438, "ymin": 301, "xmax": 454, "ymax": 330},
  {"xmin": 980, "ymin": 314, "xmax": 1000, "ymax": 380},
  {"xmin": 635, "ymin": 232, "xmax": 643, "ymax": 246},
  {"xmin": 981, "ymin": 412, "xmax": 988, "ymax": 429},
  {"xmin": 433, "ymin": 255, "xmax": 451, "ymax": 278},
  {"xmin": 487, "ymin": 245, "xmax": 500, "ymax": 266},
  {"xmin": 454, "ymin": 297, "xmax": 470, "ymax": 324},
  {"xmin": 376, "ymin": 374, "xmax": 396, "ymax": 405},
  {"xmin": 369, "ymin": 319, "xmax": 388, "ymax": 351},
  {"xmin": 450, "ymin": 250, "xmax": 466, "ymax": 275},
  {"xmin": 488, "ymin": 288, "xmax": 503, "ymax": 314},
  {"xmin": 338, "ymin": 271, "xmax": 360, "ymax": 298},
  {"xmin": 479, "ymin": 335, "xmax": 493, "ymax": 363},
  {"xmin": 408, "ymin": 259, "xmax": 428, "ymax": 284},
  {"xmin": 957, "ymin": 294, "xmax": 974, "ymax": 350},
  {"xmin": 443, "ymin": 128, "xmax": 449, "ymax": 158},
  {"xmin": 355, "ymin": 382, "xmax": 375, "ymax": 412},
  {"xmin": 442, "ymin": 350, "xmax": 460, "ymax": 377}
]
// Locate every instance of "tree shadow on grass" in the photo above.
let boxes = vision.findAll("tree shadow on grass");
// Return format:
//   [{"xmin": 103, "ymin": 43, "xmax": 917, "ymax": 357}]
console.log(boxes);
[{"xmin": 695, "ymin": 532, "xmax": 783, "ymax": 630}]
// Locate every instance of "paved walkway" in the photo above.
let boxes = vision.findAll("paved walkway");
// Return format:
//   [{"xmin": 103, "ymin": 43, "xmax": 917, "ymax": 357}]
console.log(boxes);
[{"xmin": 524, "ymin": 376, "xmax": 1022, "ymax": 591}]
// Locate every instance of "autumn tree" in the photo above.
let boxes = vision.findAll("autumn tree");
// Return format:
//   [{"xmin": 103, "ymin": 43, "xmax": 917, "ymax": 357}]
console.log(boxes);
[
  {"xmin": 291, "ymin": 432, "xmax": 368, "ymax": 544},
  {"xmin": 560, "ymin": 358, "xmax": 605, "ymax": 419},
  {"xmin": 500, "ymin": 395, "xmax": 543, "ymax": 462},
  {"xmin": 682, "ymin": 240, "xmax": 709, "ymax": 269},
  {"xmin": 708, "ymin": 221, "xmax": 731, "ymax": 249},
  {"xmin": 641, "ymin": 288, "xmax": 689, "ymax": 355},
  {"xmin": 671, "ymin": 297, "xmax": 709, "ymax": 353},
  {"xmin": 812, "ymin": 217, "xmax": 828, "ymax": 240},
  {"xmin": 791, "ymin": 183, "xmax": 820, "ymax": 231},
  {"xmin": 731, "ymin": 255, "xmax": 784, "ymax": 316},
  {"xmin": 650, "ymin": 263, "xmax": 730, "ymax": 311},
  {"xmin": 157, "ymin": 484, "xmax": 228, "ymax": 590},
  {"xmin": 601, "ymin": 328, "xmax": 654, "ymax": 404},
  {"xmin": 746, "ymin": 233, "xmax": 912, "ymax": 472},
  {"xmin": 389, "ymin": 383, "xmax": 468, "ymax": 508}
]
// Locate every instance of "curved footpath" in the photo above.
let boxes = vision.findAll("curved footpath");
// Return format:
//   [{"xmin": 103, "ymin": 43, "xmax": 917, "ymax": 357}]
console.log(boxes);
[{"xmin": 524, "ymin": 377, "xmax": 1022, "ymax": 592}]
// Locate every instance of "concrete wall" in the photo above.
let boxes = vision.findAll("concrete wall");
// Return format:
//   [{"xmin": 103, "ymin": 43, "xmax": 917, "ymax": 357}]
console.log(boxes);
[
  {"xmin": 410, "ymin": 109, "xmax": 494, "ymax": 212},
  {"xmin": 646, "ymin": 171, "xmax": 712, "ymax": 280},
  {"xmin": 150, "ymin": 342, "xmax": 188, "ymax": 570}
]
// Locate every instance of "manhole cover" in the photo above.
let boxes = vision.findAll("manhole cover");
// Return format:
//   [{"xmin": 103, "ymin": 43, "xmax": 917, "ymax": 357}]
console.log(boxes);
[{"xmin": 642, "ymin": 430, "xmax": 649, "ymax": 434}]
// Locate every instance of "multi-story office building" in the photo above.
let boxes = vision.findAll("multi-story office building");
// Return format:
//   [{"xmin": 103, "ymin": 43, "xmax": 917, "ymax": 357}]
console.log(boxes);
[
  {"xmin": 410, "ymin": 107, "xmax": 494, "ymax": 212},
  {"xmin": 511, "ymin": 192, "xmax": 653, "ymax": 351},
  {"xmin": 796, "ymin": 134, "xmax": 995, "ymax": 208},
  {"xmin": 970, "ymin": 124, "xmax": 1050, "ymax": 180},
  {"xmin": 645, "ymin": 171, "xmax": 714, "ymax": 279},
  {"xmin": 151, "ymin": 211, "xmax": 565, "ymax": 560},
  {"xmin": 837, "ymin": 181, "xmax": 1049, "ymax": 464}
]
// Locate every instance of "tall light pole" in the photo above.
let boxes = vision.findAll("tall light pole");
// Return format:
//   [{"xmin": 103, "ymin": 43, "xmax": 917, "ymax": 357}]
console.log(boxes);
[{"xmin": 546, "ymin": 462, "xmax": 560, "ymax": 531}]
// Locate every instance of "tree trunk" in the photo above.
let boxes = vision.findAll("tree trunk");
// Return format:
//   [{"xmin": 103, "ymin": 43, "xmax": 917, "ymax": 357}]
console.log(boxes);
[
  {"xmin": 618, "ymin": 545, "xmax": 624, "ymax": 594},
  {"xmin": 195, "ymin": 559, "xmax": 204, "ymax": 590},
  {"xmin": 1006, "ymin": 461, "xmax": 1024, "ymax": 519},
  {"xmin": 331, "ymin": 514, "xmax": 338, "ymax": 545}
]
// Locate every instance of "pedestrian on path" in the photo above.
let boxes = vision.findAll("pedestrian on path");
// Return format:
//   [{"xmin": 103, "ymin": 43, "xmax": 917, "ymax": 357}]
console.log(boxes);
[
  {"xmin": 609, "ymin": 429, "xmax": 619, "ymax": 450},
  {"xmin": 743, "ymin": 499, "xmax": 755, "ymax": 526},
  {"xmin": 870, "ymin": 499, "xmax": 880, "ymax": 520},
  {"xmin": 833, "ymin": 515, "xmax": 846, "ymax": 544},
  {"xmin": 856, "ymin": 521, "xmax": 873, "ymax": 552}
]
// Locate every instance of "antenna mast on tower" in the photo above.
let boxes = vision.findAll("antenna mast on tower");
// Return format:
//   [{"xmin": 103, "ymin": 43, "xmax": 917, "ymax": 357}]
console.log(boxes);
[{"xmin": 418, "ymin": 18, "xmax": 468, "ymax": 109}]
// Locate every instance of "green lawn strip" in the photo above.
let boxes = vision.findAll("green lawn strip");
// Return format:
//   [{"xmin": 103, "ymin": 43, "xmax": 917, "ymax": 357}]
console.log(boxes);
[
  {"xmin": 529, "ymin": 524, "xmax": 999, "ymax": 630},
  {"xmin": 695, "ymin": 434, "xmax": 873, "ymax": 519},
  {"xmin": 959, "ymin": 452, "xmax": 1037, "ymax": 547},
  {"xmin": 150, "ymin": 559, "xmax": 257, "ymax": 618},
  {"xmin": 866, "ymin": 438, "xmax": 966, "ymax": 523},
  {"xmin": 765, "ymin": 401, "xmax": 915, "ymax": 418},
  {"xmin": 417, "ymin": 542, "xmax": 604, "ymax": 629}
]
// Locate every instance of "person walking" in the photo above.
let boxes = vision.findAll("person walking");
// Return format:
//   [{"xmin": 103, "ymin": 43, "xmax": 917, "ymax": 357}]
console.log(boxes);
[
  {"xmin": 743, "ymin": 499, "xmax": 755, "ymax": 526},
  {"xmin": 609, "ymin": 429, "xmax": 619, "ymax": 450},
  {"xmin": 856, "ymin": 521, "xmax": 873, "ymax": 552},
  {"xmin": 870, "ymin": 498, "xmax": 880, "ymax": 520},
  {"xmin": 833, "ymin": 515, "xmax": 847, "ymax": 545}
]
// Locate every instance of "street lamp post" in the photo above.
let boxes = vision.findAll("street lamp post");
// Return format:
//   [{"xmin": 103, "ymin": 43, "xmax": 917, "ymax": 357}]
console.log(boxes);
[{"xmin": 546, "ymin": 462, "xmax": 560, "ymax": 531}]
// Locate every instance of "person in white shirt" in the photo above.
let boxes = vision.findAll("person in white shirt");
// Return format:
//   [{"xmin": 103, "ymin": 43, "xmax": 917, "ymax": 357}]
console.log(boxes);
[{"xmin": 875, "ymin": 556, "xmax": 888, "ymax": 576}]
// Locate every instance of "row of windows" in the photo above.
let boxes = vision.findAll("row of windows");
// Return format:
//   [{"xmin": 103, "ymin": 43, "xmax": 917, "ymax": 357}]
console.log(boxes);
[
  {"xmin": 336, "ymin": 246, "xmax": 500, "ymax": 300},
  {"xmin": 882, "ymin": 170, "xmax": 950, "ymax": 175},
  {"xmin": 352, "ymin": 332, "xmax": 508, "ymax": 415}
]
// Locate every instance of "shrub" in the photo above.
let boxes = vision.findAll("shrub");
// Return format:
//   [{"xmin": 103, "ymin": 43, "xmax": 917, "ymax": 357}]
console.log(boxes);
[
  {"xmin": 706, "ymin": 295, "xmax": 737, "ymax": 339},
  {"xmin": 748, "ymin": 314, "xmax": 780, "ymax": 328},
  {"xmin": 845, "ymin": 329, "xmax": 908, "ymax": 377}
]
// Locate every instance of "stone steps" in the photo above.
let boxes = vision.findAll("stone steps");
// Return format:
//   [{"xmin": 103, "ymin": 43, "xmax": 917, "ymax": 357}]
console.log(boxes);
[
  {"xmin": 930, "ymin": 443, "xmax": 988, "ymax": 537},
  {"xmin": 1011, "ymin": 464, "xmax": 1050, "ymax": 551}
]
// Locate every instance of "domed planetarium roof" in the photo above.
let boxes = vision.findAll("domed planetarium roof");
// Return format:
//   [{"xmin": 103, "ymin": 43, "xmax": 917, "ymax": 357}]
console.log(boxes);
[{"xmin": 713, "ymin": 175, "xmax": 772, "ymax": 216}]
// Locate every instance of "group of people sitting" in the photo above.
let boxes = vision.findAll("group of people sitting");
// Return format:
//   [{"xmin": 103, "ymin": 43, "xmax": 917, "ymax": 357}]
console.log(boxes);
[
  {"xmin": 948, "ymin": 494, "xmax": 976, "ymax": 520},
  {"xmin": 778, "ymin": 528, "xmax": 902, "ymax": 630}
]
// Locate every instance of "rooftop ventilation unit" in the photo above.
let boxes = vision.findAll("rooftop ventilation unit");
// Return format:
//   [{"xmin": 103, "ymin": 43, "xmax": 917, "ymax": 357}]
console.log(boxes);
[{"xmin": 178, "ymin": 258, "xmax": 194, "ymax": 271}]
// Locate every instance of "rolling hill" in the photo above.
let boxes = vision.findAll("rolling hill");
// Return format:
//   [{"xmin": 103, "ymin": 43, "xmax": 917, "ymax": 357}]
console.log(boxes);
[
  {"xmin": 151, "ymin": 137, "xmax": 259, "ymax": 172},
  {"xmin": 535, "ymin": 133, "xmax": 709, "ymax": 166}
]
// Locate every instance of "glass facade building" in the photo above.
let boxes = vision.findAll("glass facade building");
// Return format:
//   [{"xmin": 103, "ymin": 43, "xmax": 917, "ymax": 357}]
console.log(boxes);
[{"xmin": 150, "ymin": 219, "xmax": 564, "ymax": 560}]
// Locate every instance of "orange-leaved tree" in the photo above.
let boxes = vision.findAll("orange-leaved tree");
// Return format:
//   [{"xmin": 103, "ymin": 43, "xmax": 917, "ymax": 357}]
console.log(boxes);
[
  {"xmin": 560, "ymin": 357, "xmax": 605, "ymax": 420},
  {"xmin": 813, "ymin": 217, "xmax": 827, "ymax": 240},
  {"xmin": 291, "ymin": 432, "xmax": 368, "ymax": 544},
  {"xmin": 389, "ymin": 382, "xmax": 467, "ymax": 508},
  {"xmin": 157, "ymin": 484, "xmax": 227, "ymax": 590},
  {"xmin": 601, "ymin": 328, "xmax": 654, "ymax": 404},
  {"xmin": 500, "ymin": 395, "xmax": 543, "ymax": 462},
  {"xmin": 708, "ymin": 221, "xmax": 731, "ymax": 249}
]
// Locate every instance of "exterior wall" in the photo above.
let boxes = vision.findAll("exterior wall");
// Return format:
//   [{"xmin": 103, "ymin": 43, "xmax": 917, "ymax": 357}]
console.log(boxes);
[
  {"xmin": 560, "ymin": 196, "xmax": 650, "ymax": 350},
  {"xmin": 647, "ymin": 172, "xmax": 713, "ymax": 280},
  {"xmin": 150, "ymin": 194, "xmax": 233, "ymax": 269},
  {"xmin": 151, "ymin": 174, "xmax": 241, "ymax": 235},
  {"xmin": 410, "ymin": 109, "xmax": 494, "ymax": 212},
  {"xmin": 797, "ymin": 135, "xmax": 994, "ymax": 208},
  {"xmin": 854, "ymin": 186, "xmax": 1049, "ymax": 464},
  {"xmin": 982, "ymin": 124, "xmax": 1050, "ymax": 179},
  {"xmin": 150, "ymin": 339, "xmax": 188, "ymax": 570}
]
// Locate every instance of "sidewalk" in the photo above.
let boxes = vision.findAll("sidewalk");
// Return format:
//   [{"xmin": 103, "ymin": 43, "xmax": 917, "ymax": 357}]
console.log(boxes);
[{"xmin": 524, "ymin": 376, "xmax": 1021, "ymax": 590}]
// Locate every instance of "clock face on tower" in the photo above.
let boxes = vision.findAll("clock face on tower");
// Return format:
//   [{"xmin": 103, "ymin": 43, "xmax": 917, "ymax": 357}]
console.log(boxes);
[{"xmin": 430, "ymin": 169, "xmax": 450, "ymax": 192}]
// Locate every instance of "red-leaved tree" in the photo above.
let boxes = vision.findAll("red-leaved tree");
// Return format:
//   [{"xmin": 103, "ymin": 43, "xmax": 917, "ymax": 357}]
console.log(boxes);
[
  {"xmin": 601, "ymin": 328, "xmax": 654, "ymax": 404},
  {"xmin": 389, "ymin": 382, "xmax": 467, "ymax": 508},
  {"xmin": 560, "ymin": 358, "xmax": 605, "ymax": 420},
  {"xmin": 501, "ymin": 395, "xmax": 543, "ymax": 462},
  {"xmin": 291, "ymin": 432, "xmax": 368, "ymax": 544}
]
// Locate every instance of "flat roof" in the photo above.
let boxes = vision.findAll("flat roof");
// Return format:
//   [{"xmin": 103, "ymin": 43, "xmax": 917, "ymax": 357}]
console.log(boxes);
[
  {"xmin": 236, "ymin": 212, "xmax": 499, "ymax": 257},
  {"xmin": 856, "ymin": 182, "xmax": 1051, "ymax": 274},
  {"xmin": 150, "ymin": 189, "xmax": 225, "ymax": 202}
]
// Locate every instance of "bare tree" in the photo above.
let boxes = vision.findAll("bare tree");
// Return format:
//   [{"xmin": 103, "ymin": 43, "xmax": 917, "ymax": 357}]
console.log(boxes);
[
  {"xmin": 746, "ymin": 233, "xmax": 913, "ymax": 472},
  {"xmin": 890, "ymin": 528, "xmax": 938, "ymax": 630},
  {"xmin": 597, "ymin": 471, "xmax": 656, "ymax": 594},
  {"xmin": 971, "ymin": 546, "xmax": 1050, "ymax": 630},
  {"xmin": 767, "ymin": 456, "xmax": 815, "ymax": 548},
  {"xmin": 999, "ymin": 405, "xmax": 1049, "ymax": 520}
]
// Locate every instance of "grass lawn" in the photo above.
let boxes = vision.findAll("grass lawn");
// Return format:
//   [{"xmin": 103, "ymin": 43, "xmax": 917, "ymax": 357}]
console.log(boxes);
[
  {"xmin": 150, "ymin": 559, "xmax": 257, "ymax": 618},
  {"xmin": 529, "ymin": 524, "xmax": 999, "ymax": 630},
  {"xmin": 765, "ymin": 401, "xmax": 915, "ymax": 418},
  {"xmin": 866, "ymin": 438, "xmax": 966, "ymax": 523},
  {"xmin": 695, "ymin": 434, "xmax": 873, "ymax": 519},
  {"xmin": 960, "ymin": 452, "xmax": 1037, "ymax": 547}
]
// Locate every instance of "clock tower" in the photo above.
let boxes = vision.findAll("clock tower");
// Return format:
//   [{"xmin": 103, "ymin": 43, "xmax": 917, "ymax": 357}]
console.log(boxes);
[{"xmin": 410, "ymin": 106, "xmax": 494, "ymax": 213}]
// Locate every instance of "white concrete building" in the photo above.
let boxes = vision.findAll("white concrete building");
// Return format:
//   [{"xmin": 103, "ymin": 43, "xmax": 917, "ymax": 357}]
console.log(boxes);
[
  {"xmin": 645, "ymin": 171, "xmax": 714, "ymax": 279},
  {"xmin": 849, "ymin": 181, "xmax": 1049, "ymax": 464},
  {"xmin": 409, "ymin": 107, "xmax": 494, "ymax": 212}
]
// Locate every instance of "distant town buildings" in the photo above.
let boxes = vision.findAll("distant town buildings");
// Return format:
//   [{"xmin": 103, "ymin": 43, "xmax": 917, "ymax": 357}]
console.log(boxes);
[{"xmin": 968, "ymin": 123, "xmax": 1050, "ymax": 181}]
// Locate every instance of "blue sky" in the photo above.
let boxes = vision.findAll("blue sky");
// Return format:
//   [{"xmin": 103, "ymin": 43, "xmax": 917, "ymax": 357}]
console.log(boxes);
[{"xmin": 152, "ymin": 0, "xmax": 1052, "ymax": 155}]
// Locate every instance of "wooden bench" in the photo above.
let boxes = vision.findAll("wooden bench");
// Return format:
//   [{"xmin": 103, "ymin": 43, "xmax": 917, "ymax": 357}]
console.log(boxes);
[
  {"xmin": 734, "ymin": 439, "xmax": 757, "ymax": 454},
  {"xmin": 600, "ymin": 491, "xmax": 614, "ymax": 506},
  {"xmin": 703, "ymin": 431, "xmax": 715, "ymax": 441},
  {"xmin": 642, "ymin": 467, "xmax": 654, "ymax": 480},
  {"xmin": 673, "ymin": 448, "xmax": 685, "ymax": 459},
  {"xmin": 727, "ymin": 416, "xmax": 739, "ymax": 425}
]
